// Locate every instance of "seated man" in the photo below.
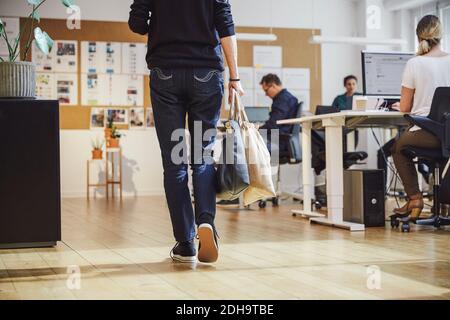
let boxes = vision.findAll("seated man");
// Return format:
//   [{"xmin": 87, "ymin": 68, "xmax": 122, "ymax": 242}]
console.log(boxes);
[
  {"xmin": 259, "ymin": 73, "xmax": 299, "ymax": 158},
  {"xmin": 217, "ymin": 74, "xmax": 299, "ymax": 207},
  {"xmin": 332, "ymin": 75, "xmax": 361, "ymax": 111}
]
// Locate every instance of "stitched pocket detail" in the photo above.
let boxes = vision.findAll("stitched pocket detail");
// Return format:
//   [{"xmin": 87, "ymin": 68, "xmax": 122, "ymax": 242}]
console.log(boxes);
[
  {"xmin": 194, "ymin": 70, "xmax": 221, "ymax": 83},
  {"xmin": 153, "ymin": 67, "xmax": 173, "ymax": 80}
]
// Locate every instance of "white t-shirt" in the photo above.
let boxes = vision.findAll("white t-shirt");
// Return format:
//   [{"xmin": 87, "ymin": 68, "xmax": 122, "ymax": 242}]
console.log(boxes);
[{"xmin": 402, "ymin": 54, "xmax": 450, "ymax": 123}]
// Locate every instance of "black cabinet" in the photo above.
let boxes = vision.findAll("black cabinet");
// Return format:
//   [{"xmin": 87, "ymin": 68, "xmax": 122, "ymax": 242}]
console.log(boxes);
[{"xmin": 0, "ymin": 99, "xmax": 61, "ymax": 248}]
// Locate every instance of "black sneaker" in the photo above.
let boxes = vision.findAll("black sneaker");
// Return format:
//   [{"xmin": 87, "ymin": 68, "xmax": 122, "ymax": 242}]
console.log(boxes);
[
  {"xmin": 197, "ymin": 223, "xmax": 219, "ymax": 263},
  {"xmin": 170, "ymin": 240, "xmax": 197, "ymax": 263},
  {"xmin": 216, "ymin": 199, "xmax": 239, "ymax": 208}
]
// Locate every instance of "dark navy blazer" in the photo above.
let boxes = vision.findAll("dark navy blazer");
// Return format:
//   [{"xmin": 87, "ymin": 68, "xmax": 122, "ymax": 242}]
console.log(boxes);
[{"xmin": 261, "ymin": 89, "xmax": 299, "ymax": 135}]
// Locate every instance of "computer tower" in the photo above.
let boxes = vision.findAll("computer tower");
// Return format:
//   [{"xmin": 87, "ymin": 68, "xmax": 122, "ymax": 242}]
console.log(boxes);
[{"xmin": 343, "ymin": 170, "xmax": 385, "ymax": 227}]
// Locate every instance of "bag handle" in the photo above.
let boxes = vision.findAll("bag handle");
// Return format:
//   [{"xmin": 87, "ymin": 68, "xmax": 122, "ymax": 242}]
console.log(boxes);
[
  {"xmin": 228, "ymin": 89, "xmax": 236, "ymax": 121},
  {"xmin": 228, "ymin": 89, "xmax": 250, "ymax": 124},
  {"xmin": 234, "ymin": 91, "xmax": 249, "ymax": 123},
  {"xmin": 228, "ymin": 89, "xmax": 243, "ymax": 123}
]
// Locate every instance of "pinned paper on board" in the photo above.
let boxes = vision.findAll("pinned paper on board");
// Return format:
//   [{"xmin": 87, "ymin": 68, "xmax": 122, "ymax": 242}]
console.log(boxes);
[
  {"xmin": 90, "ymin": 108, "xmax": 106, "ymax": 130},
  {"xmin": 122, "ymin": 43, "xmax": 148, "ymax": 75},
  {"xmin": 129, "ymin": 107, "xmax": 145, "ymax": 130},
  {"xmin": 106, "ymin": 108, "xmax": 129, "ymax": 125},
  {"xmin": 225, "ymin": 67, "xmax": 255, "ymax": 89},
  {"xmin": 36, "ymin": 73, "xmax": 55, "ymax": 99},
  {"xmin": 81, "ymin": 74, "xmax": 144, "ymax": 107},
  {"xmin": 33, "ymin": 40, "xmax": 77, "ymax": 73},
  {"xmin": 282, "ymin": 68, "xmax": 310, "ymax": 90},
  {"xmin": 82, "ymin": 73, "xmax": 104, "ymax": 106},
  {"xmin": 56, "ymin": 73, "xmax": 78, "ymax": 105},
  {"xmin": 105, "ymin": 42, "xmax": 122, "ymax": 74},
  {"xmin": 54, "ymin": 40, "xmax": 78, "ymax": 73},
  {"xmin": 291, "ymin": 89, "xmax": 311, "ymax": 111},
  {"xmin": 35, "ymin": 72, "xmax": 78, "ymax": 105},
  {"xmin": 253, "ymin": 67, "xmax": 282, "ymax": 89},
  {"xmin": 255, "ymin": 91, "xmax": 273, "ymax": 107},
  {"xmin": 241, "ymin": 89, "xmax": 255, "ymax": 107},
  {"xmin": 125, "ymin": 75, "xmax": 144, "ymax": 107},
  {"xmin": 253, "ymin": 46, "xmax": 282, "ymax": 68},
  {"xmin": 81, "ymin": 42, "xmax": 104, "ymax": 74},
  {"xmin": 81, "ymin": 41, "xmax": 122, "ymax": 74},
  {"xmin": 238, "ymin": 67, "xmax": 255, "ymax": 89},
  {"xmin": 33, "ymin": 42, "xmax": 54, "ymax": 72}
]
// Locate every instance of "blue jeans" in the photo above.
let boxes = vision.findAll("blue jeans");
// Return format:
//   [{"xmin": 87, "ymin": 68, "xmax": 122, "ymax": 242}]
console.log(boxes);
[{"xmin": 150, "ymin": 67, "xmax": 224, "ymax": 242}]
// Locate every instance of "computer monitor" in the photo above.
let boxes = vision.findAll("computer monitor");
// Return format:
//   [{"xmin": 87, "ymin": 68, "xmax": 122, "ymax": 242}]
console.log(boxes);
[
  {"xmin": 362, "ymin": 51, "xmax": 414, "ymax": 98},
  {"xmin": 245, "ymin": 107, "xmax": 271, "ymax": 123}
]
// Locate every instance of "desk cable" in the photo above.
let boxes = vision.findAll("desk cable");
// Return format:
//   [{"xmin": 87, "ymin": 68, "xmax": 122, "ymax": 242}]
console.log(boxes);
[
  {"xmin": 370, "ymin": 127, "xmax": 433, "ymax": 211},
  {"xmin": 370, "ymin": 127, "xmax": 402, "ymax": 208},
  {"xmin": 374, "ymin": 98, "xmax": 389, "ymax": 112}
]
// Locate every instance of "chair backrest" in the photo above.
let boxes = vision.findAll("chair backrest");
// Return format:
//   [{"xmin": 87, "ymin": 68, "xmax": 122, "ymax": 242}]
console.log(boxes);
[
  {"xmin": 287, "ymin": 102, "xmax": 303, "ymax": 163},
  {"xmin": 291, "ymin": 102, "xmax": 303, "ymax": 136},
  {"xmin": 428, "ymin": 87, "xmax": 450, "ymax": 123},
  {"xmin": 444, "ymin": 113, "xmax": 450, "ymax": 158}
]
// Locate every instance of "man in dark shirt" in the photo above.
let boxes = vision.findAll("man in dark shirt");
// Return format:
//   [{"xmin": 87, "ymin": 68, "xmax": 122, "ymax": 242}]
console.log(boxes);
[
  {"xmin": 129, "ymin": 0, "xmax": 244, "ymax": 264},
  {"xmin": 260, "ymin": 74, "xmax": 299, "ymax": 155}
]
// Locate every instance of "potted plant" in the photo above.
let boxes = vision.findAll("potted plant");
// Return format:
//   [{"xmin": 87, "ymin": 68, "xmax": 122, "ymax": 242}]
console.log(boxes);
[
  {"xmin": 0, "ymin": 0, "xmax": 76, "ymax": 98},
  {"xmin": 91, "ymin": 137, "xmax": 104, "ymax": 160},
  {"xmin": 105, "ymin": 116, "xmax": 113, "ymax": 140},
  {"xmin": 108, "ymin": 127, "xmax": 122, "ymax": 148}
]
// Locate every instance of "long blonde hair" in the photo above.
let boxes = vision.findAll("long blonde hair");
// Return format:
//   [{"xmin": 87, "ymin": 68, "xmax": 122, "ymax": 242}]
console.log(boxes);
[{"xmin": 416, "ymin": 15, "xmax": 443, "ymax": 56}]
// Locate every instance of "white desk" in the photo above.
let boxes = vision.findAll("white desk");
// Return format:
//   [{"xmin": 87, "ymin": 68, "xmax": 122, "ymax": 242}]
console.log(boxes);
[{"xmin": 278, "ymin": 111, "xmax": 408, "ymax": 231}]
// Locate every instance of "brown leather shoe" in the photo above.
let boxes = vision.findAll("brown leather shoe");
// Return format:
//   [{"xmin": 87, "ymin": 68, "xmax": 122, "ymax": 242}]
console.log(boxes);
[{"xmin": 394, "ymin": 195, "xmax": 424, "ymax": 221}]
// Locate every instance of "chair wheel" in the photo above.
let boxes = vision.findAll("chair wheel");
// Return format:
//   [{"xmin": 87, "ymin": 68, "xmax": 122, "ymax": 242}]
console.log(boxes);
[
  {"xmin": 292, "ymin": 213, "xmax": 297, "ymax": 217},
  {"xmin": 434, "ymin": 220, "xmax": 441, "ymax": 229},
  {"xmin": 314, "ymin": 201, "xmax": 322, "ymax": 210},
  {"xmin": 272, "ymin": 197, "xmax": 279, "ymax": 206},
  {"xmin": 390, "ymin": 216, "xmax": 400, "ymax": 229},
  {"xmin": 390, "ymin": 217, "xmax": 397, "ymax": 229},
  {"xmin": 402, "ymin": 224, "xmax": 410, "ymax": 233},
  {"xmin": 258, "ymin": 201, "xmax": 267, "ymax": 209}
]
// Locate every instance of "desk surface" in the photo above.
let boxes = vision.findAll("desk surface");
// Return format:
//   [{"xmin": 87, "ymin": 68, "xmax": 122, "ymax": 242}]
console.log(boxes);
[{"xmin": 278, "ymin": 111, "xmax": 408, "ymax": 129}]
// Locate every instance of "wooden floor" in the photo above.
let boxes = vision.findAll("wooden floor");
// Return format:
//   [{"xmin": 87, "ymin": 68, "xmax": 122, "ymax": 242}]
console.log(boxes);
[{"xmin": 1, "ymin": 196, "xmax": 450, "ymax": 300}]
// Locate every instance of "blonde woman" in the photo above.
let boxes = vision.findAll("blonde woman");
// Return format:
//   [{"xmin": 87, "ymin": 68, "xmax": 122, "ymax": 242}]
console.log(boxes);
[{"xmin": 392, "ymin": 15, "xmax": 450, "ymax": 221}]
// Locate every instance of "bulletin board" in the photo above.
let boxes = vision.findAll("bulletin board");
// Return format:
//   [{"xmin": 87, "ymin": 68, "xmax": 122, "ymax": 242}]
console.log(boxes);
[
  {"xmin": 21, "ymin": 18, "xmax": 321, "ymax": 130},
  {"xmin": 225, "ymin": 26, "xmax": 322, "ymax": 118}
]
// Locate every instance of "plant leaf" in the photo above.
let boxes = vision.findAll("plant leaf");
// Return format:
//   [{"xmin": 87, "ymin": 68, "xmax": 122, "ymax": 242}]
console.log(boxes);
[
  {"xmin": 27, "ymin": 0, "xmax": 43, "ymax": 5},
  {"xmin": 34, "ymin": 27, "xmax": 50, "ymax": 55},
  {"xmin": 0, "ymin": 17, "xmax": 4, "ymax": 34},
  {"xmin": 43, "ymin": 31, "xmax": 54, "ymax": 51},
  {"xmin": 61, "ymin": 0, "xmax": 75, "ymax": 8},
  {"xmin": 32, "ymin": 10, "xmax": 40, "ymax": 22}
]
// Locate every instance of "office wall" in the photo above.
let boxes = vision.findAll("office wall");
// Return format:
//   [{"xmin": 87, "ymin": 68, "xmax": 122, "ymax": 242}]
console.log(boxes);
[{"xmin": 0, "ymin": 0, "xmax": 408, "ymax": 196}]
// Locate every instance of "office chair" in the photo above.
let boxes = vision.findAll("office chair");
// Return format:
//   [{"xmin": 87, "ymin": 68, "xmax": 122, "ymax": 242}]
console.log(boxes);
[
  {"xmin": 258, "ymin": 102, "xmax": 303, "ymax": 208},
  {"xmin": 391, "ymin": 87, "xmax": 450, "ymax": 232}
]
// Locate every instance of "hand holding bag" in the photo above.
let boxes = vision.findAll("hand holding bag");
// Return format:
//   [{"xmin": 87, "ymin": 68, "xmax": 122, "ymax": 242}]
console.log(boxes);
[{"xmin": 216, "ymin": 90, "xmax": 250, "ymax": 200}]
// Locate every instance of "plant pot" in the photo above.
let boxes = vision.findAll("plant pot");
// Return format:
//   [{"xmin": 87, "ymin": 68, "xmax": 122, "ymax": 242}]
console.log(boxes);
[
  {"xmin": 104, "ymin": 128, "xmax": 112, "ymax": 139},
  {"xmin": 0, "ymin": 62, "xmax": 36, "ymax": 98},
  {"xmin": 92, "ymin": 149, "xmax": 103, "ymax": 160},
  {"xmin": 108, "ymin": 138, "xmax": 120, "ymax": 148}
]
